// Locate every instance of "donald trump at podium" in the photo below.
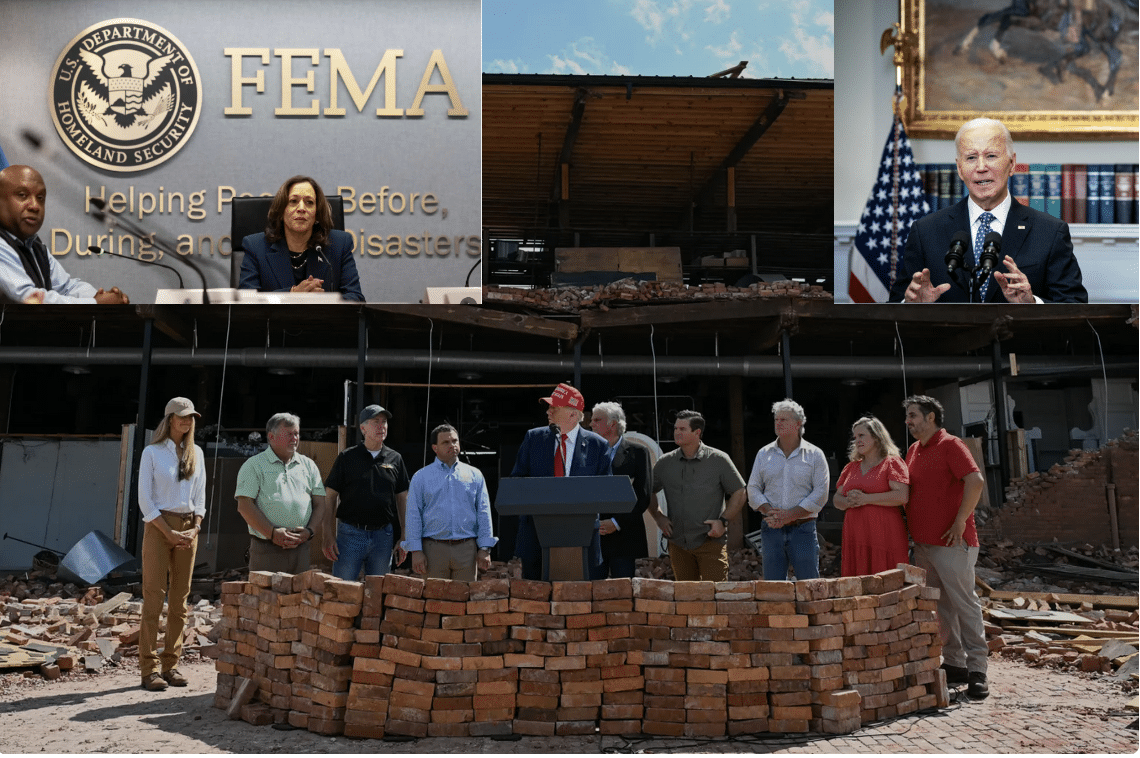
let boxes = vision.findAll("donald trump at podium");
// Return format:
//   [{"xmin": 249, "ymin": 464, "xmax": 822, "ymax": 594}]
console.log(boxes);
[{"xmin": 509, "ymin": 382, "xmax": 612, "ymax": 580}]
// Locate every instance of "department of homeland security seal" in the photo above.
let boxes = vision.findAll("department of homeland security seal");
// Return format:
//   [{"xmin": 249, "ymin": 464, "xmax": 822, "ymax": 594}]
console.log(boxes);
[{"xmin": 49, "ymin": 19, "xmax": 202, "ymax": 173}]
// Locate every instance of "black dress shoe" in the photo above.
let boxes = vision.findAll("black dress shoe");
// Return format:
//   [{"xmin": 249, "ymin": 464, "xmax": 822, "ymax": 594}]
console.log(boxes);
[
  {"xmin": 966, "ymin": 671, "xmax": 989, "ymax": 699},
  {"xmin": 940, "ymin": 663, "xmax": 968, "ymax": 684}
]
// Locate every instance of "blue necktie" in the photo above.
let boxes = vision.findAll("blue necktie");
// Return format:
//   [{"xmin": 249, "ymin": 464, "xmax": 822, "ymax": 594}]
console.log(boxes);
[{"xmin": 974, "ymin": 211, "xmax": 995, "ymax": 301}]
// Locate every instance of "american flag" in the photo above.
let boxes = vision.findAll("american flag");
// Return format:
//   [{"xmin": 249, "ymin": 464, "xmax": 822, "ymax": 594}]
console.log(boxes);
[{"xmin": 848, "ymin": 110, "xmax": 929, "ymax": 302}]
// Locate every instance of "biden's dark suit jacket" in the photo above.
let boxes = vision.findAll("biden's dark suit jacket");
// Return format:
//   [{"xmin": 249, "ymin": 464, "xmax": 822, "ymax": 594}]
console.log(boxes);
[
  {"xmin": 509, "ymin": 425, "xmax": 612, "ymax": 579},
  {"xmin": 239, "ymin": 228, "xmax": 365, "ymax": 302},
  {"xmin": 889, "ymin": 198, "xmax": 1087, "ymax": 303}
]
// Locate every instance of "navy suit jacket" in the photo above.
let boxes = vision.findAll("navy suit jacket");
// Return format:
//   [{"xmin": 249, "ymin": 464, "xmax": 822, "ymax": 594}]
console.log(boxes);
[
  {"xmin": 889, "ymin": 198, "xmax": 1087, "ymax": 303},
  {"xmin": 509, "ymin": 425, "xmax": 612, "ymax": 571},
  {"xmin": 601, "ymin": 438, "xmax": 651, "ymax": 560},
  {"xmin": 239, "ymin": 228, "xmax": 365, "ymax": 302}
]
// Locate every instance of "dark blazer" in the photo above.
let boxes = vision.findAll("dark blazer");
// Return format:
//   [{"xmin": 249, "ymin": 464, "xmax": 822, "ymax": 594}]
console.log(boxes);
[
  {"xmin": 889, "ymin": 198, "xmax": 1087, "ymax": 303},
  {"xmin": 600, "ymin": 438, "xmax": 651, "ymax": 560},
  {"xmin": 239, "ymin": 228, "xmax": 365, "ymax": 302},
  {"xmin": 509, "ymin": 425, "xmax": 612, "ymax": 577}
]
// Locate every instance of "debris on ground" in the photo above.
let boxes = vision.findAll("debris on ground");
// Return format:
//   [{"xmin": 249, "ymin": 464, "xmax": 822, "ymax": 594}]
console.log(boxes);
[
  {"xmin": 0, "ymin": 568, "xmax": 227, "ymax": 692},
  {"xmin": 484, "ymin": 278, "xmax": 831, "ymax": 314}
]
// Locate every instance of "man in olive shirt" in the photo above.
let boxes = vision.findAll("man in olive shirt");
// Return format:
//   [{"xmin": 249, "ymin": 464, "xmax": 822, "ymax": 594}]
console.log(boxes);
[
  {"xmin": 322, "ymin": 404, "xmax": 410, "ymax": 580},
  {"xmin": 648, "ymin": 410, "xmax": 748, "ymax": 581},
  {"xmin": 235, "ymin": 412, "xmax": 327, "ymax": 574}
]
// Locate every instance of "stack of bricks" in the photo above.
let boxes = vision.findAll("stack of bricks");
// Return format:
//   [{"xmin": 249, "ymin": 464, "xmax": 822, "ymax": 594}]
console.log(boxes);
[
  {"xmin": 806, "ymin": 566, "xmax": 947, "ymax": 727},
  {"xmin": 217, "ymin": 567, "xmax": 948, "ymax": 738},
  {"xmin": 213, "ymin": 571, "xmax": 360, "ymax": 734},
  {"xmin": 289, "ymin": 573, "xmax": 361, "ymax": 734},
  {"xmin": 214, "ymin": 572, "xmax": 298, "ymax": 726}
]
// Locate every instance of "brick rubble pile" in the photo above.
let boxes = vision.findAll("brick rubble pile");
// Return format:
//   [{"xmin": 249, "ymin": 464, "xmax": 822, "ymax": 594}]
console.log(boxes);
[
  {"xmin": 983, "ymin": 430, "xmax": 1138, "ymax": 546},
  {"xmin": 212, "ymin": 565, "xmax": 948, "ymax": 739},
  {"xmin": 484, "ymin": 278, "xmax": 831, "ymax": 313}
]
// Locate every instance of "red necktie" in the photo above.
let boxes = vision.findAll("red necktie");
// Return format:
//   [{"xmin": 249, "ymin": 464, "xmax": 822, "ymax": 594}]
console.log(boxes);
[{"xmin": 554, "ymin": 433, "xmax": 568, "ymax": 477}]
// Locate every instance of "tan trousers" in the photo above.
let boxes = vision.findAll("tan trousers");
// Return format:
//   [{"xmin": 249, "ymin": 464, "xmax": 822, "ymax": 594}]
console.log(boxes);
[
  {"xmin": 668, "ymin": 538, "xmax": 728, "ymax": 582},
  {"xmin": 422, "ymin": 538, "xmax": 477, "ymax": 581},
  {"xmin": 139, "ymin": 512, "xmax": 197, "ymax": 678}
]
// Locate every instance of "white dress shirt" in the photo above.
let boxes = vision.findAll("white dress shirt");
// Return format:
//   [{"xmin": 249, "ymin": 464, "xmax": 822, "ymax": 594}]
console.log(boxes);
[
  {"xmin": 138, "ymin": 439, "xmax": 207, "ymax": 522},
  {"xmin": 555, "ymin": 425, "xmax": 580, "ymax": 475},
  {"xmin": 746, "ymin": 437, "xmax": 829, "ymax": 516}
]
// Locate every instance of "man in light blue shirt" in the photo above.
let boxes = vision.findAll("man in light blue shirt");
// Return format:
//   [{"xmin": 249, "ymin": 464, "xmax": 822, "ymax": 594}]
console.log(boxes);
[
  {"xmin": 401, "ymin": 424, "xmax": 496, "ymax": 580},
  {"xmin": 0, "ymin": 165, "xmax": 128, "ymax": 304},
  {"xmin": 747, "ymin": 398, "xmax": 829, "ymax": 580}
]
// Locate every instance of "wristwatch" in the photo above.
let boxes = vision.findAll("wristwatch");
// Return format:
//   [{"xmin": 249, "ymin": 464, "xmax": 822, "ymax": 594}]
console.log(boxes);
[
  {"xmin": 718, "ymin": 516, "xmax": 729, "ymax": 529},
  {"xmin": 303, "ymin": 526, "xmax": 314, "ymax": 540}
]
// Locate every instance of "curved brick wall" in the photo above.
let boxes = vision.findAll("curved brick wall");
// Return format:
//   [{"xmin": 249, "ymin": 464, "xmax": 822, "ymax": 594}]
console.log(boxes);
[{"xmin": 214, "ymin": 567, "xmax": 948, "ymax": 739}]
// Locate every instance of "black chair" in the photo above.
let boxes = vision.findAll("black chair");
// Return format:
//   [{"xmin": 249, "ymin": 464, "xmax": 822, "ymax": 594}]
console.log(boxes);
[{"xmin": 229, "ymin": 196, "xmax": 346, "ymax": 287}]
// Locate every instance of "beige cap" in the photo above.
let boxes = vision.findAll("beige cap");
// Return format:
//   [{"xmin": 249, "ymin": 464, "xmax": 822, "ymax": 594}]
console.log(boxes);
[{"xmin": 165, "ymin": 397, "xmax": 200, "ymax": 417}]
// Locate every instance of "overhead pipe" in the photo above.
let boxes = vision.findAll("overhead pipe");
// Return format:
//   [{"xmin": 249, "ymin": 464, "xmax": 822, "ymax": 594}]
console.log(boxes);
[{"xmin": 0, "ymin": 347, "xmax": 1131, "ymax": 379}]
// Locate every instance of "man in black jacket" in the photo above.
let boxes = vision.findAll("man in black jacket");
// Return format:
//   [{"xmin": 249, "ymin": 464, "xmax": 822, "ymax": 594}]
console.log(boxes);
[{"xmin": 588, "ymin": 401, "xmax": 652, "ymax": 579}]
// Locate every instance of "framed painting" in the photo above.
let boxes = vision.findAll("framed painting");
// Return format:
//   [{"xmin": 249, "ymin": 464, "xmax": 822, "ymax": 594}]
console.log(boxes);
[{"xmin": 897, "ymin": 0, "xmax": 1138, "ymax": 139}]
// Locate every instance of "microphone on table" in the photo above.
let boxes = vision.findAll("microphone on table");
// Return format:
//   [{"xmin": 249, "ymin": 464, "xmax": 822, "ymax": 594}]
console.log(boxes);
[
  {"xmin": 87, "ymin": 246, "xmax": 185, "ymax": 289},
  {"xmin": 89, "ymin": 197, "xmax": 210, "ymax": 303}
]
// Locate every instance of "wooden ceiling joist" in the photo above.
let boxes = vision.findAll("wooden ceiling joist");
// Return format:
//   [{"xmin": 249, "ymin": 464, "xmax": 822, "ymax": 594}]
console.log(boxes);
[{"xmin": 691, "ymin": 89, "xmax": 799, "ymax": 213}]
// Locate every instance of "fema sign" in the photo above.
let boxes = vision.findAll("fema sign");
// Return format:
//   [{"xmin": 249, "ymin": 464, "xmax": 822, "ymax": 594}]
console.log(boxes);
[{"xmin": 49, "ymin": 19, "xmax": 202, "ymax": 173}]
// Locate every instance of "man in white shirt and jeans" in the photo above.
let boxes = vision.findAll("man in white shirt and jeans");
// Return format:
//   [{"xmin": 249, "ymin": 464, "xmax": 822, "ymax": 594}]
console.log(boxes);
[{"xmin": 747, "ymin": 398, "xmax": 829, "ymax": 580}]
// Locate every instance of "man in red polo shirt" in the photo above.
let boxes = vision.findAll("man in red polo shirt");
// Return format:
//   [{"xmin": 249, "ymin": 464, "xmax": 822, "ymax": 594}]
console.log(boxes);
[{"xmin": 903, "ymin": 395, "xmax": 989, "ymax": 700}]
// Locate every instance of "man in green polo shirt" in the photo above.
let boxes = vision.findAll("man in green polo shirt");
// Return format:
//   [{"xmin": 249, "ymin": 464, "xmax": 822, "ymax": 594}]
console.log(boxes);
[
  {"xmin": 236, "ymin": 412, "xmax": 327, "ymax": 574},
  {"xmin": 648, "ymin": 409, "xmax": 747, "ymax": 582}
]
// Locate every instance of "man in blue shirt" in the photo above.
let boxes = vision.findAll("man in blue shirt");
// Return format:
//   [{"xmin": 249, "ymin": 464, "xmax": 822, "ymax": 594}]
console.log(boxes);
[{"xmin": 401, "ymin": 424, "xmax": 496, "ymax": 580}]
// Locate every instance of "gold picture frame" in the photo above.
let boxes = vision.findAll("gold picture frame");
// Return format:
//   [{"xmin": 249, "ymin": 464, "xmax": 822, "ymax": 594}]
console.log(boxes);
[{"xmin": 895, "ymin": 0, "xmax": 1138, "ymax": 140}]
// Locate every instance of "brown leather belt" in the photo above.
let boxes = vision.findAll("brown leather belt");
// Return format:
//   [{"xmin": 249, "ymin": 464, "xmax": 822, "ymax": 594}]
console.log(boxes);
[
  {"xmin": 783, "ymin": 517, "xmax": 815, "ymax": 528},
  {"xmin": 425, "ymin": 537, "xmax": 474, "ymax": 545}
]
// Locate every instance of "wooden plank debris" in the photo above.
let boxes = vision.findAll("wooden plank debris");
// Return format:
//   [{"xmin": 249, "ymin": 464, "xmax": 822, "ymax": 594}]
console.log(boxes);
[{"xmin": 985, "ymin": 590, "xmax": 1138, "ymax": 609}]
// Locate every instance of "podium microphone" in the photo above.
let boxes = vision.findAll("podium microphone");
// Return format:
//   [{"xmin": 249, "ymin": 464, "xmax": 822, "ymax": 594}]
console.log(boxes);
[
  {"xmin": 87, "ymin": 246, "xmax": 185, "ymax": 289},
  {"xmin": 944, "ymin": 231, "xmax": 971, "ymax": 274},
  {"xmin": 978, "ymin": 232, "xmax": 1002, "ymax": 278}
]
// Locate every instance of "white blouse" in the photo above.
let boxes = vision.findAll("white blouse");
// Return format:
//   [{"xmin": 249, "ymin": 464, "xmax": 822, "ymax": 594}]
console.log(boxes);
[{"xmin": 138, "ymin": 439, "xmax": 206, "ymax": 522}]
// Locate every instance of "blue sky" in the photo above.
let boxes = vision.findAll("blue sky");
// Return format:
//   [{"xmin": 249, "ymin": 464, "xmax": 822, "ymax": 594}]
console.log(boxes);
[{"xmin": 483, "ymin": 0, "xmax": 833, "ymax": 79}]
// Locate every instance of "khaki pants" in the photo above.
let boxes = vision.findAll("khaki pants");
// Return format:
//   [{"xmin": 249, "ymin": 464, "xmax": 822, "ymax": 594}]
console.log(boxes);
[
  {"xmin": 914, "ymin": 542, "xmax": 989, "ymax": 675},
  {"xmin": 422, "ymin": 538, "xmax": 477, "ymax": 581},
  {"xmin": 668, "ymin": 538, "xmax": 728, "ymax": 582},
  {"xmin": 139, "ymin": 512, "xmax": 197, "ymax": 678},
  {"xmin": 248, "ymin": 537, "xmax": 310, "ymax": 574}
]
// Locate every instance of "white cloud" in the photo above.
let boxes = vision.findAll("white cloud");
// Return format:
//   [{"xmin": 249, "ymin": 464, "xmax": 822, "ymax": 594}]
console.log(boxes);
[
  {"xmin": 545, "ymin": 37, "xmax": 628, "ymax": 75},
  {"xmin": 704, "ymin": 0, "xmax": 730, "ymax": 24},
  {"xmin": 631, "ymin": 0, "xmax": 666, "ymax": 38},
  {"xmin": 631, "ymin": 0, "xmax": 696, "ymax": 46},
  {"xmin": 738, "ymin": 43, "xmax": 770, "ymax": 77},
  {"xmin": 548, "ymin": 53, "xmax": 589, "ymax": 75},
  {"xmin": 779, "ymin": 0, "xmax": 833, "ymax": 77},
  {"xmin": 706, "ymin": 30, "xmax": 742, "ymax": 59},
  {"xmin": 486, "ymin": 58, "xmax": 524, "ymax": 74},
  {"xmin": 813, "ymin": 8, "xmax": 834, "ymax": 35}
]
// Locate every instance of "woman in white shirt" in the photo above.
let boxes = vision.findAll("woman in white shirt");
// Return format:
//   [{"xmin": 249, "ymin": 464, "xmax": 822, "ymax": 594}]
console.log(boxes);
[{"xmin": 137, "ymin": 397, "xmax": 206, "ymax": 692}]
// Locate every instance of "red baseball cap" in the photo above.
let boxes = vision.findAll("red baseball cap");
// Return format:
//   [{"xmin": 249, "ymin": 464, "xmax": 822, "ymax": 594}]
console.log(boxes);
[{"xmin": 540, "ymin": 383, "xmax": 584, "ymax": 410}]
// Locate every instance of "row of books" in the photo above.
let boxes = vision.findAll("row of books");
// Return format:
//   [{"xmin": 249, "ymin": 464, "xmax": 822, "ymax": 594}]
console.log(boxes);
[{"xmin": 920, "ymin": 164, "xmax": 1139, "ymax": 224}]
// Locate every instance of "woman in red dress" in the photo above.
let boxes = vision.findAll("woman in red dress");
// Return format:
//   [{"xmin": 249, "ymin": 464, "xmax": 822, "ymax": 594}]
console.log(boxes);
[{"xmin": 834, "ymin": 415, "xmax": 910, "ymax": 576}]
